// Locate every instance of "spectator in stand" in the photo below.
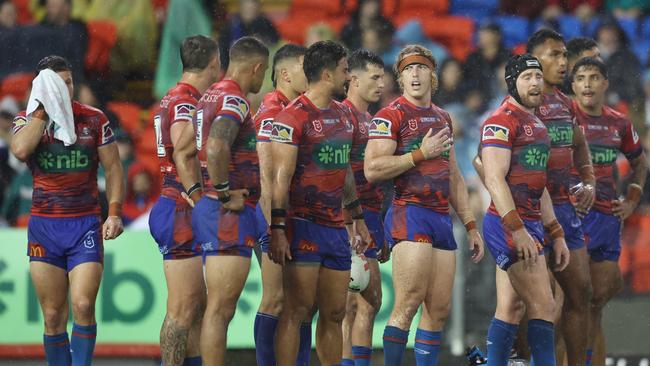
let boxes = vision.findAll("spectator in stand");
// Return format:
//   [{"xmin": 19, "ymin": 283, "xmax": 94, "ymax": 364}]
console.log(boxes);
[
  {"xmin": 596, "ymin": 20, "xmax": 643, "ymax": 105},
  {"xmin": 384, "ymin": 20, "xmax": 448, "ymax": 66},
  {"xmin": 0, "ymin": 154, "xmax": 32, "ymax": 227},
  {"xmin": 218, "ymin": 0, "xmax": 279, "ymax": 70},
  {"xmin": 304, "ymin": 22, "xmax": 337, "ymax": 47},
  {"xmin": 463, "ymin": 22, "xmax": 510, "ymax": 103},
  {"xmin": 501, "ymin": 0, "xmax": 546, "ymax": 18},
  {"xmin": 121, "ymin": 162, "xmax": 158, "ymax": 226},
  {"xmin": 433, "ymin": 58, "xmax": 464, "ymax": 107},
  {"xmin": 340, "ymin": 0, "xmax": 394, "ymax": 51},
  {"xmin": 40, "ymin": 0, "xmax": 87, "ymax": 81},
  {"xmin": 360, "ymin": 20, "xmax": 393, "ymax": 60},
  {"xmin": 0, "ymin": 97, "xmax": 18, "ymax": 210},
  {"xmin": 607, "ymin": 0, "xmax": 650, "ymax": 19},
  {"xmin": 0, "ymin": 0, "xmax": 16, "ymax": 29},
  {"xmin": 542, "ymin": 0, "xmax": 603, "ymax": 22}
]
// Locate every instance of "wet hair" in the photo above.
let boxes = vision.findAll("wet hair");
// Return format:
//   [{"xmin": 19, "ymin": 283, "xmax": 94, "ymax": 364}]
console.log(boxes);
[
  {"xmin": 303, "ymin": 40, "xmax": 347, "ymax": 83},
  {"xmin": 566, "ymin": 37, "xmax": 598, "ymax": 61},
  {"xmin": 229, "ymin": 36, "xmax": 269, "ymax": 63},
  {"xmin": 526, "ymin": 29, "xmax": 564, "ymax": 54},
  {"xmin": 180, "ymin": 35, "xmax": 219, "ymax": 72},
  {"xmin": 271, "ymin": 43, "xmax": 307, "ymax": 87},
  {"xmin": 572, "ymin": 56, "xmax": 608, "ymax": 80},
  {"xmin": 35, "ymin": 55, "xmax": 71, "ymax": 74},
  {"xmin": 348, "ymin": 48, "xmax": 384, "ymax": 72}
]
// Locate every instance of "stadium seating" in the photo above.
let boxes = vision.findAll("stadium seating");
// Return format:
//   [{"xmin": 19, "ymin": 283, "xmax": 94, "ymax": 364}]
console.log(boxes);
[
  {"xmin": 421, "ymin": 16, "xmax": 475, "ymax": 61},
  {"xmin": 85, "ymin": 21, "xmax": 118, "ymax": 75},
  {"xmin": 449, "ymin": 0, "xmax": 499, "ymax": 23},
  {"xmin": 0, "ymin": 72, "xmax": 32, "ymax": 101},
  {"xmin": 493, "ymin": 15, "xmax": 530, "ymax": 49}
]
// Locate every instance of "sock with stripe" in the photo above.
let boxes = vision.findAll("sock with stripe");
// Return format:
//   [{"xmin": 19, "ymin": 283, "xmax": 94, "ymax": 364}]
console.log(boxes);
[
  {"xmin": 383, "ymin": 325, "xmax": 409, "ymax": 366},
  {"xmin": 254, "ymin": 312, "xmax": 278, "ymax": 366},
  {"xmin": 528, "ymin": 319, "xmax": 556, "ymax": 366},
  {"xmin": 585, "ymin": 348, "xmax": 593, "ymax": 366},
  {"xmin": 352, "ymin": 345, "xmax": 372, "ymax": 366},
  {"xmin": 342, "ymin": 359, "xmax": 354, "ymax": 366},
  {"xmin": 296, "ymin": 322, "xmax": 312, "ymax": 365},
  {"xmin": 44, "ymin": 332, "xmax": 71, "ymax": 366},
  {"xmin": 183, "ymin": 356, "xmax": 202, "ymax": 365},
  {"xmin": 71, "ymin": 323, "xmax": 96, "ymax": 366},
  {"xmin": 414, "ymin": 329, "xmax": 442, "ymax": 366},
  {"xmin": 486, "ymin": 318, "xmax": 518, "ymax": 366}
]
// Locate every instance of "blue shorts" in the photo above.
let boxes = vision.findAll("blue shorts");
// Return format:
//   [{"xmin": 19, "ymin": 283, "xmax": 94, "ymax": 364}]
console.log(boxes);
[
  {"xmin": 552, "ymin": 203, "xmax": 585, "ymax": 250},
  {"xmin": 287, "ymin": 217, "xmax": 351, "ymax": 271},
  {"xmin": 483, "ymin": 212, "xmax": 545, "ymax": 271},
  {"xmin": 256, "ymin": 203, "xmax": 270, "ymax": 253},
  {"xmin": 582, "ymin": 210, "xmax": 621, "ymax": 262},
  {"xmin": 384, "ymin": 203, "xmax": 457, "ymax": 250},
  {"xmin": 27, "ymin": 215, "xmax": 103, "ymax": 272},
  {"xmin": 191, "ymin": 196, "xmax": 257, "ymax": 257},
  {"xmin": 363, "ymin": 208, "xmax": 385, "ymax": 259},
  {"xmin": 149, "ymin": 196, "xmax": 200, "ymax": 260}
]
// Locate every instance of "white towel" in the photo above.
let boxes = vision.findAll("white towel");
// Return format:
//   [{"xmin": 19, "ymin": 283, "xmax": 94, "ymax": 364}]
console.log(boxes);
[{"xmin": 26, "ymin": 69, "xmax": 76, "ymax": 146}]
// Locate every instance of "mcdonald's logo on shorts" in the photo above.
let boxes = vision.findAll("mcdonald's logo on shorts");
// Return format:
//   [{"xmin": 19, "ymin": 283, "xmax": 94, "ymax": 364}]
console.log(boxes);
[{"xmin": 28, "ymin": 243, "xmax": 46, "ymax": 257}]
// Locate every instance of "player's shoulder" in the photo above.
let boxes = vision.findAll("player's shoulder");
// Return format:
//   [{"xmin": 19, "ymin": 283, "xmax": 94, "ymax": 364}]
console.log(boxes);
[
  {"xmin": 74, "ymin": 101, "xmax": 108, "ymax": 121},
  {"xmin": 603, "ymin": 105, "xmax": 628, "ymax": 122},
  {"xmin": 483, "ymin": 103, "xmax": 518, "ymax": 127}
]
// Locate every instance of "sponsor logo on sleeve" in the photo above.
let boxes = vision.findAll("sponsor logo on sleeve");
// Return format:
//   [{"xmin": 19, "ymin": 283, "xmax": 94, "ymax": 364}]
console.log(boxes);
[
  {"xmin": 173, "ymin": 103, "xmax": 195, "ymax": 121},
  {"xmin": 222, "ymin": 95, "xmax": 250, "ymax": 121},
  {"xmin": 270, "ymin": 122, "xmax": 294, "ymax": 143},
  {"xmin": 632, "ymin": 126, "xmax": 639, "ymax": 144},
  {"xmin": 258, "ymin": 118, "xmax": 274, "ymax": 138},
  {"xmin": 12, "ymin": 116, "xmax": 27, "ymax": 134},
  {"xmin": 368, "ymin": 118, "xmax": 392, "ymax": 137},
  {"xmin": 482, "ymin": 124, "xmax": 510, "ymax": 142},
  {"xmin": 102, "ymin": 121, "xmax": 114, "ymax": 144}
]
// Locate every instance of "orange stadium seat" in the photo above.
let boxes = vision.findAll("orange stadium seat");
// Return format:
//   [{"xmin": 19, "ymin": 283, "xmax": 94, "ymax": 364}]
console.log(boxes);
[
  {"xmin": 342, "ymin": 0, "xmax": 398, "ymax": 18},
  {"xmin": 106, "ymin": 101, "xmax": 144, "ymax": 136},
  {"xmin": 0, "ymin": 72, "xmax": 33, "ymax": 101},
  {"xmin": 421, "ymin": 16, "xmax": 474, "ymax": 61},
  {"xmin": 12, "ymin": 0, "xmax": 33, "ymax": 25},
  {"xmin": 621, "ymin": 213, "xmax": 650, "ymax": 294},
  {"xmin": 85, "ymin": 21, "xmax": 118, "ymax": 75},
  {"xmin": 275, "ymin": 16, "xmax": 346, "ymax": 45},
  {"xmin": 394, "ymin": 0, "xmax": 448, "ymax": 19},
  {"xmin": 289, "ymin": 0, "xmax": 343, "ymax": 16}
]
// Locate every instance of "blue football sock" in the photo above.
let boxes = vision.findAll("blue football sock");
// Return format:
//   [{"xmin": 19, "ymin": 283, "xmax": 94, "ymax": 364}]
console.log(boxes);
[
  {"xmin": 585, "ymin": 348, "xmax": 593, "ymax": 366},
  {"xmin": 352, "ymin": 345, "xmax": 372, "ymax": 366},
  {"xmin": 383, "ymin": 326, "xmax": 409, "ymax": 366},
  {"xmin": 71, "ymin": 323, "xmax": 96, "ymax": 366},
  {"xmin": 528, "ymin": 319, "xmax": 555, "ymax": 366},
  {"xmin": 414, "ymin": 329, "xmax": 442, "ymax": 366},
  {"xmin": 486, "ymin": 318, "xmax": 518, "ymax": 366},
  {"xmin": 254, "ymin": 313, "xmax": 278, "ymax": 366},
  {"xmin": 44, "ymin": 332, "xmax": 71, "ymax": 366},
  {"xmin": 296, "ymin": 322, "xmax": 312, "ymax": 365},
  {"xmin": 183, "ymin": 356, "xmax": 202, "ymax": 365},
  {"xmin": 342, "ymin": 359, "xmax": 354, "ymax": 366}
]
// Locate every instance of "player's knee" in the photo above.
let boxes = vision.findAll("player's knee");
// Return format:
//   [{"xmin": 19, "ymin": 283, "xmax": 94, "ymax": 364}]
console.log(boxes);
[
  {"xmin": 322, "ymin": 305, "xmax": 347, "ymax": 324},
  {"xmin": 497, "ymin": 299, "xmax": 526, "ymax": 323},
  {"xmin": 72, "ymin": 298, "xmax": 95, "ymax": 322},
  {"xmin": 260, "ymin": 291, "xmax": 284, "ymax": 315},
  {"xmin": 566, "ymin": 280, "xmax": 592, "ymax": 310},
  {"xmin": 43, "ymin": 307, "xmax": 66, "ymax": 331},
  {"xmin": 426, "ymin": 300, "xmax": 452, "ymax": 324},
  {"xmin": 167, "ymin": 299, "xmax": 203, "ymax": 328}
]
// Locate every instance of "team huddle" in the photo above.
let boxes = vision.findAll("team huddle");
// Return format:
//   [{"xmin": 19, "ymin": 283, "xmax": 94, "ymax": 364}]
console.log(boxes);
[{"xmin": 10, "ymin": 27, "xmax": 646, "ymax": 366}]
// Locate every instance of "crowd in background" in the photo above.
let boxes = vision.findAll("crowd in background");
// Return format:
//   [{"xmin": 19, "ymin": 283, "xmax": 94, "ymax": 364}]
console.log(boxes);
[{"xmin": 1, "ymin": 0, "xmax": 650, "ymax": 297}]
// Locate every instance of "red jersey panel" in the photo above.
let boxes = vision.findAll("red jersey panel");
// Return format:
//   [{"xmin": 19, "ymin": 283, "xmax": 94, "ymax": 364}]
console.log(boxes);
[
  {"xmin": 343, "ymin": 99, "xmax": 383, "ymax": 212},
  {"xmin": 536, "ymin": 90, "xmax": 576, "ymax": 204},
  {"xmin": 575, "ymin": 105, "xmax": 642, "ymax": 214},
  {"xmin": 155, "ymin": 82, "xmax": 201, "ymax": 203},
  {"xmin": 368, "ymin": 96, "xmax": 451, "ymax": 213},
  {"xmin": 480, "ymin": 100, "xmax": 550, "ymax": 221},
  {"xmin": 253, "ymin": 90, "xmax": 290, "ymax": 142},
  {"xmin": 193, "ymin": 79, "xmax": 260, "ymax": 204},
  {"xmin": 12, "ymin": 102, "xmax": 115, "ymax": 217},
  {"xmin": 271, "ymin": 95, "xmax": 354, "ymax": 227}
]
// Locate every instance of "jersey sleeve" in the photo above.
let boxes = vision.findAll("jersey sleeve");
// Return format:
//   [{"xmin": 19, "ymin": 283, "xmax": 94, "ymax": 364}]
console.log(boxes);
[
  {"xmin": 254, "ymin": 107, "xmax": 277, "ymax": 143},
  {"xmin": 271, "ymin": 109, "xmax": 303, "ymax": 146},
  {"xmin": 168, "ymin": 97, "xmax": 197, "ymax": 126},
  {"xmin": 98, "ymin": 112, "xmax": 116, "ymax": 146},
  {"xmin": 216, "ymin": 94, "xmax": 250, "ymax": 125},
  {"xmin": 621, "ymin": 117, "xmax": 642, "ymax": 160},
  {"xmin": 368, "ymin": 107, "xmax": 400, "ymax": 140},
  {"xmin": 480, "ymin": 115, "xmax": 515, "ymax": 149},
  {"xmin": 11, "ymin": 113, "xmax": 28, "ymax": 135}
]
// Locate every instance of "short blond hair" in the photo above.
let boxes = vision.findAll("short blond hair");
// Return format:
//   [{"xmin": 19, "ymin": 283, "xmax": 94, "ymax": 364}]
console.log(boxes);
[{"xmin": 394, "ymin": 44, "xmax": 438, "ymax": 94}]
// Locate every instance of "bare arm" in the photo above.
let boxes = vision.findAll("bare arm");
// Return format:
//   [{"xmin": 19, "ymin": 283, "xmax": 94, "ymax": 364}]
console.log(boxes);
[
  {"xmin": 172, "ymin": 122, "xmax": 202, "ymax": 200},
  {"xmin": 257, "ymin": 141, "xmax": 273, "ymax": 222},
  {"xmin": 449, "ymin": 147, "xmax": 476, "ymax": 225},
  {"xmin": 613, "ymin": 152, "xmax": 649, "ymax": 219},
  {"xmin": 572, "ymin": 124, "xmax": 595, "ymax": 186},
  {"xmin": 482, "ymin": 147, "xmax": 516, "ymax": 216},
  {"xmin": 271, "ymin": 142, "xmax": 298, "ymax": 212},
  {"xmin": 10, "ymin": 110, "xmax": 47, "ymax": 161},
  {"xmin": 628, "ymin": 153, "xmax": 648, "ymax": 189},
  {"xmin": 472, "ymin": 155, "xmax": 486, "ymax": 185},
  {"xmin": 206, "ymin": 117, "xmax": 239, "ymax": 186},
  {"xmin": 540, "ymin": 188, "xmax": 558, "ymax": 225},
  {"xmin": 343, "ymin": 165, "xmax": 359, "ymax": 206},
  {"xmin": 541, "ymin": 187, "xmax": 570, "ymax": 271},
  {"xmin": 98, "ymin": 142, "xmax": 125, "ymax": 239}
]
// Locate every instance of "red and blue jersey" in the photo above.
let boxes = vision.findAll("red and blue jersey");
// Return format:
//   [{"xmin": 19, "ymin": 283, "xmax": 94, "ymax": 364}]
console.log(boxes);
[
  {"xmin": 271, "ymin": 94, "xmax": 355, "ymax": 227},
  {"xmin": 574, "ymin": 105, "xmax": 642, "ymax": 214},
  {"xmin": 343, "ymin": 98, "xmax": 383, "ymax": 212},
  {"xmin": 253, "ymin": 89, "xmax": 291, "ymax": 142},
  {"xmin": 537, "ymin": 90, "xmax": 577, "ymax": 204},
  {"xmin": 368, "ymin": 96, "xmax": 452, "ymax": 213},
  {"xmin": 480, "ymin": 100, "xmax": 550, "ymax": 221},
  {"xmin": 154, "ymin": 82, "xmax": 201, "ymax": 203},
  {"xmin": 12, "ymin": 102, "xmax": 115, "ymax": 217},
  {"xmin": 193, "ymin": 79, "xmax": 260, "ymax": 205}
]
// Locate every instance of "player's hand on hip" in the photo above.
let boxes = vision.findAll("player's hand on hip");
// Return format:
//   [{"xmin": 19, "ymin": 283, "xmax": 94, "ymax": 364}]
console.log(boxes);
[
  {"xmin": 222, "ymin": 189, "xmax": 249, "ymax": 212},
  {"xmin": 512, "ymin": 228, "xmax": 538, "ymax": 268},
  {"xmin": 574, "ymin": 183, "xmax": 595, "ymax": 217},
  {"xmin": 377, "ymin": 244, "xmax": 391, "ymax": 263},
  {"xmin": 420, "ymin": 127, "xmax": 452, "ymax": 160},
  {"xmin": 612, "ymin": 198, "xmax": 635, "ymax": 221},
  {"xmin": 103, "ymin": 216, "xmax": 124, "ymax": 240},
  {"xmin": 269, "ymin": 229, "xmax": 291, "ymax": 265},
  {"xmin": 468, "ymin": 229, "xmax": 485, "ymax": 263},
  {"xmin": 552, "ymin": 237, "xmax": 570, "ymax": 272},
  {"xmin": 352, "ymin": 218, "xmax": 371, "ymax": 254}
]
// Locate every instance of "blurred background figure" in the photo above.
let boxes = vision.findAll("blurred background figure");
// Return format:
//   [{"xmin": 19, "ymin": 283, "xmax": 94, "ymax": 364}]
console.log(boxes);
[{"xmin": 340, "ymin": 0, "xmax": 394, "ymax": 51}]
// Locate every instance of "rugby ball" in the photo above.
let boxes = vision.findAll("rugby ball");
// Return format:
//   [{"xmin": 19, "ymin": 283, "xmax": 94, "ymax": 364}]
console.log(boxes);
[{"xmin": 349, "ymin": 252, "xmax": 370, "ymax": 292}]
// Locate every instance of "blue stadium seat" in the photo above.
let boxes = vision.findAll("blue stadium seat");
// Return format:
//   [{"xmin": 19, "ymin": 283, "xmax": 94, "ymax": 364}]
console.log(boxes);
[
  {"xmin": 632, "ymin": 40, "xmax": 650, "ymax": 67},
  {"xmin": 450, "ymin": 0, "xmax": 498, "ymax": 21},
  {"xmin": 494, "ymin": 15, "xmax": 530, "ymax": 48},
  {"xmin": 558, "ymin": 15, "xmax": 583, "ymax": 40},
  {"xmin": 641, "ymin": 16, "xmax": 650, "ymax": 40},
  {"xmin": 617, "ymin": 18, "xmax": 639, "ymax": 42}
]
